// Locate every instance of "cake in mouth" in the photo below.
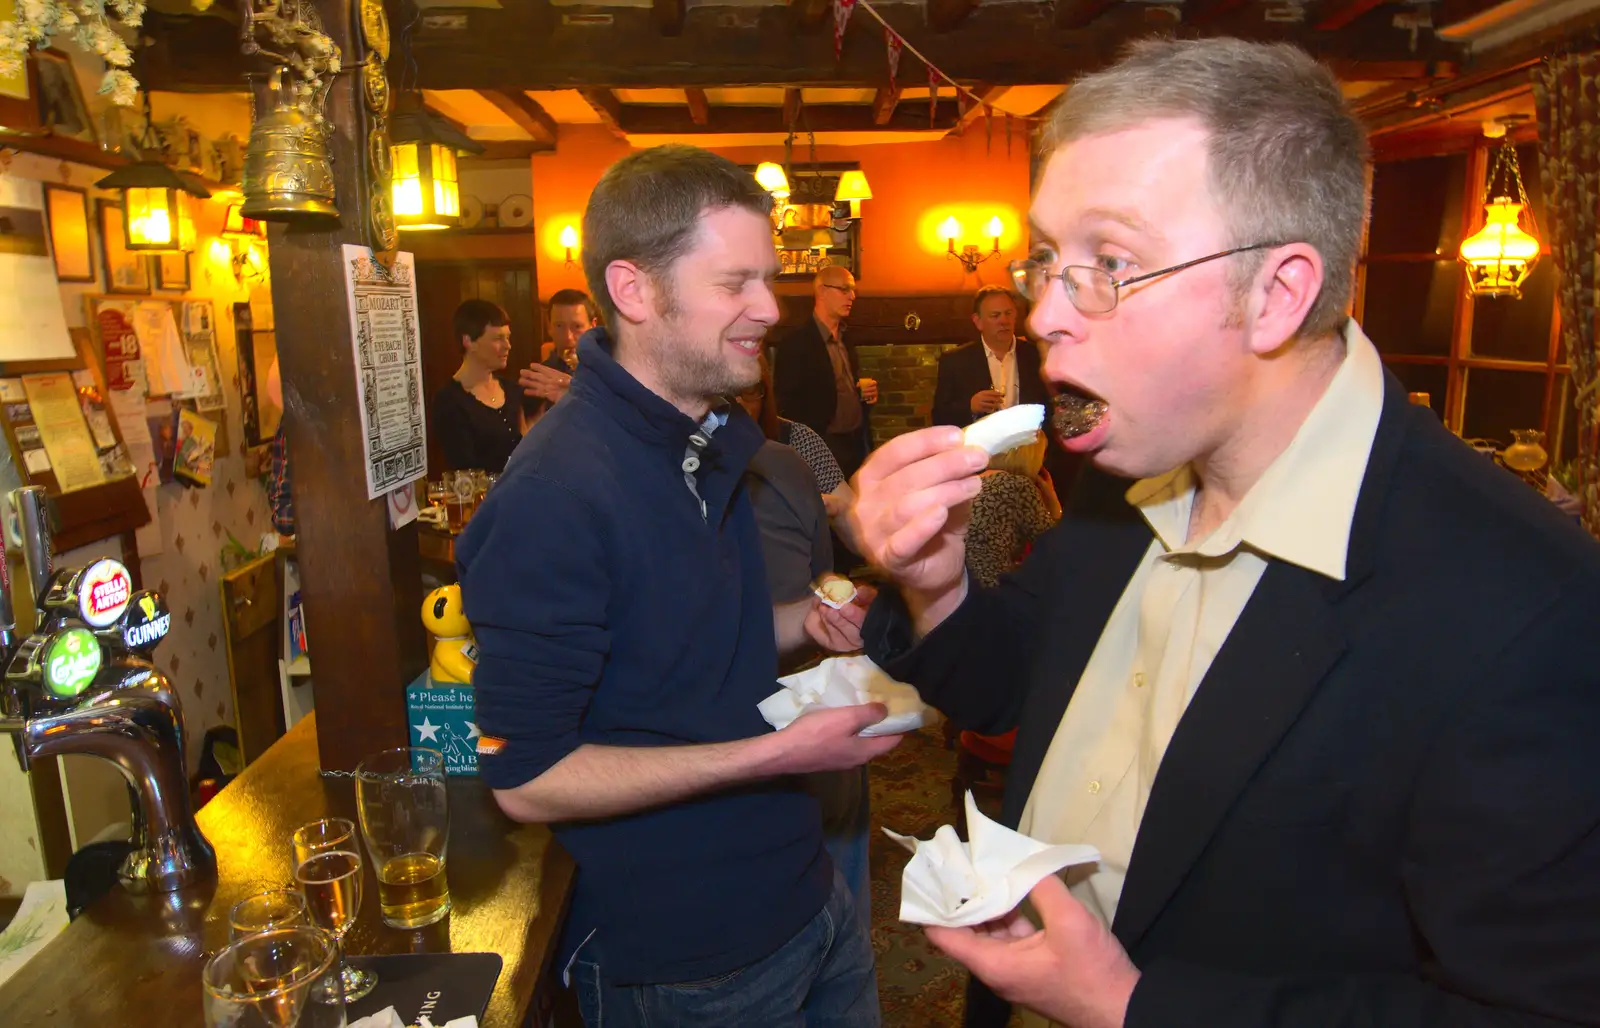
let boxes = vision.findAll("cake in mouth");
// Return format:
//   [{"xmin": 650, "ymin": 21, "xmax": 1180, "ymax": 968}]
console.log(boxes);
[{"xmin": 1051, "ymin": 387, "xmax": 1108, "ymax": 440}]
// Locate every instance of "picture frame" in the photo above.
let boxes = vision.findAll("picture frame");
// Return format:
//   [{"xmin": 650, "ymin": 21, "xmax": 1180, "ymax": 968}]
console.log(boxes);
[
  {"xmin": 33, "ymin": 50, "xmax": 96, "ymax": 144},
  {"xmin": 42, "ymin": 185, "xmax": 95, "ymax": 283},
  {"xmin": 155, "ymin": 251, "xmax": 191, "ymax": 292},
  {"xmin": 97, "ymin": 200, "xmax": 150, "ymax": 294}
]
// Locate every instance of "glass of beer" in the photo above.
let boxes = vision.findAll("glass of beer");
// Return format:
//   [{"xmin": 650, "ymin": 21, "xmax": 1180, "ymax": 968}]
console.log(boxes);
[
  {"xmin": 229, "ymin": 888, "xmax": 309, "ymax": 942},
  {"xmin": 203, "ymin": 925, "xmax": 344, "ymax": 1027},
  {"xmin": 355, "ymin": 747, "xmax": 452, "ymax": 929},
  {"xmin": 292, "ymin": 819, "xmax": 376, "ymax": 1004}
]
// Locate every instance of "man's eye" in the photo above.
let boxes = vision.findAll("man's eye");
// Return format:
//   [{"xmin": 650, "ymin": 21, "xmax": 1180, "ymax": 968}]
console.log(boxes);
[{"xmin": 1095, "ymin": 254, "xmax": 1132, "ymax": 276}]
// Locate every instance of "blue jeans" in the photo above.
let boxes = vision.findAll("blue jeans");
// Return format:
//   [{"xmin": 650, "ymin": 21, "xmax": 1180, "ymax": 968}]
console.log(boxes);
[
  {"xmin": 809, "ymin": 766, "xmax": 871, "ymax": 937},
  {"xmin": 572, "ymin": 869, "xmax": 880, "ymax": 1028}
]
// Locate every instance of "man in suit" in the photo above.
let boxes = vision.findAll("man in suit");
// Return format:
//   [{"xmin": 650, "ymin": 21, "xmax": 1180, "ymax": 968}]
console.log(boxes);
[
  {"xmin": 520, "ymin": 288, "xmax": 598, "ymax": 420},
  {"xmin": 931, "ymin": 285, "xmax": 1048, "ymax": 428},
  {"xmin": 845, "ymin": 38, "xmax": 1600, "ymax": 1028},
  {"xmin": 771, "ymin": 265, "xmax": 878, "ymax": 479}
]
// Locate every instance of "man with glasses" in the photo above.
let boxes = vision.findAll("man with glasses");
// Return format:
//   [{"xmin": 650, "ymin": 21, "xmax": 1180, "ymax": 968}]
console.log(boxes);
[
  {"xmin": 772, "ymin": 265, "xmax": 878, "ymax": 479},
  {"xmin": 846, "ymin": 38, "xmax": 1600, "ymax": 1028}
]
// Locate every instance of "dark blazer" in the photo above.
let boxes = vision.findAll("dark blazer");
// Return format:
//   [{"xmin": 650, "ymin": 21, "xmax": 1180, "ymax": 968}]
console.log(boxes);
[
  {"xmin": 866, "ymin": 373, "xmax": 1600, "ymax": 1027},
  {"xmin": 770, "ymin": 317, "xmax": 871, "ymax": 446},
  {"xmin": 930, "ymin": 338, "xmax": 1049, "ymax": 428}
]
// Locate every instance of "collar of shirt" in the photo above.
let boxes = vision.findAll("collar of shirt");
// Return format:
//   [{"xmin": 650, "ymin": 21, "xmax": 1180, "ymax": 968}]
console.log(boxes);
[
  {"xmin": 814, "ymin": 314, "xmax": 843, "ymax": 347},
  {"xmin": 1126, "ymin": 319, "xmax": 1385, "ymax": 582}
]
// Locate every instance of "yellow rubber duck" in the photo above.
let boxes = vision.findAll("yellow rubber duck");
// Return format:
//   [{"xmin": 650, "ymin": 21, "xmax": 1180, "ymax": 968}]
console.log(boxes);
[{"xmin": 421, "ymin": 584, "xmax": 477, "ymax": 685}]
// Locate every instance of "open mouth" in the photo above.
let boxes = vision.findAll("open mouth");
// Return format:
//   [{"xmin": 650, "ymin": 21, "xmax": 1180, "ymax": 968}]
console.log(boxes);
[{"xmin": 1051, "ymin": 385, "xmax": 1108, "ymax": 440}]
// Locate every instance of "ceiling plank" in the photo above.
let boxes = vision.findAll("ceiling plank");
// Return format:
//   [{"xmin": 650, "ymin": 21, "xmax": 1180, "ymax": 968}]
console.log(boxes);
[
  {"xmin": 783, "ymin": 87, "xmax": 802, "ymax": 129},
  {"xmin": 1327, "ymin": 59, "xmax": 1460, "ymax": 80},
  {"xmin": 141, "ymin": 6, "xmax": 1465, "ymax": 91},
  {"xmin": 871, "ymin": 86, "xmax": 902, "ymax": 126},
  {"xmin": 477, "ymin": 89, "xmax": 559, "ymax": 144},
  {"xmin": 579, "ymin": 88, "xmax": 628, "ymax": 141},
  {"xmin": 1182, "ymin": 0, "xmax": 1250, "ymax": 25},
  {"xmin": 619, "ymin": 100, "xmax": 966, "ymax": 135},
  {"xmin": 789, "ymin": 0, "xmax": 831, "ymax": 32},
  {"xmin": 929, "ymin": 0, "xmax": 978, "ymax": 32},
  {"xmin": 1312, "ymin": 0, "xmax": 1389, "ymax": 32},
  {"xmin": 653, "ymin": 0, "xmax": 685, "ymax": 37},
  {"xmin": 684, "ymin": 87, "xmax": 710, "ymax": 126},
  {"xmin": 1363, "ymin": 77, "xmax": 1532, "ymax": 136},
  {"xmin": 1055, "ymin": 0, "xmax": 1118, "ymax": 30},
  {"xmin": 471, "ymin": 140, "xmax": 556, "ymax": 160}
]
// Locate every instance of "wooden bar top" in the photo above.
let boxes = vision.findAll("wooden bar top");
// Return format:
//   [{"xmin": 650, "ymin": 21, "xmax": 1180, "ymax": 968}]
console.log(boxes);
[{"xmin": 0, "ymin": 713, "xmax": 574, "ymax": 1027}]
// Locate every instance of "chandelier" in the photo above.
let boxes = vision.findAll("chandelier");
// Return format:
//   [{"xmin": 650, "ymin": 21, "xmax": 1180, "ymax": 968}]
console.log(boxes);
[{"xmin": 1458, "ymin": 119, "xmax": 1542, "ymax": 299}]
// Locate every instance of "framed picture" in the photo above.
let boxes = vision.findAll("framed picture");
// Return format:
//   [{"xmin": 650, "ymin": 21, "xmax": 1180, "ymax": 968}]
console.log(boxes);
[
  {"xmin": 156, "ymin": 251, "xmax": 191, "ymax": 292},
  {"xmin": 42, "ymin": 185, "xmax": 94, "ymax": 283},
  {"xmin": 33, "ymin": 50, "xmax": 95, "ymax": 144},
  {"xmin": 97, "ymin": 200, "xmax": 150, "ymax": 294}
]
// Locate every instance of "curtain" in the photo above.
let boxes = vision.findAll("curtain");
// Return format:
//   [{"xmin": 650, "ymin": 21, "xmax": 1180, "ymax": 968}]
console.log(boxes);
[{"xmin": 1534, "ymin": 53, "xmax": 1600, "ymax": 537}]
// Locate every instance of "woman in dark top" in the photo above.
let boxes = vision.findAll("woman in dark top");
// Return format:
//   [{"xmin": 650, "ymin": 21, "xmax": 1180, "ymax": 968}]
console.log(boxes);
[{"xmin": 433, "ymin": 299, "xmax": 523, "ymax": 472}]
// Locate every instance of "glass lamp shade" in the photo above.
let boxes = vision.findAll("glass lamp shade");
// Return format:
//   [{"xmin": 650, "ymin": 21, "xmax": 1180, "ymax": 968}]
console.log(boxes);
[
  {"xmin": 834, "ymin": 170, "xmax": 872, "ymax": 203},
  {"xmin": 124, "ymin": 186, "xmax": 199, "ymax": 252},
  {"xmin": 1459, "ymin": 198, "xmax": 1541, "ymax": 298},
  {"xmin": 755, "ymin": 161, "xmax": 790, "ymax": 198},
  {"xmin": 393, "ymin": 141, "xmax": 461, "ymax": 231}
]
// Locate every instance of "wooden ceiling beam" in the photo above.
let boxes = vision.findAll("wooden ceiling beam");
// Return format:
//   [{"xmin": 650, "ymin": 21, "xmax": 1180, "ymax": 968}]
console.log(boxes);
[
  {"xmin": 619, "ymin": 100, "xmax": 966, "ymax": 135},
  {"xmin": 789, "ymin": 0, "xmax": 831, "ymax": 32},
  {"xmin": 1363, "ymin": 78, "xmax": 1532, "ymax": 136},
  {"xmin": 579, "ymin": 88, "xmax": 628, "ymax": 141},
  {"xmin": 871, "ymin": 85, "xmax": 902, "ymax": 126},
  {"xmin": 684, "ymin": 88, "xmax": 710, "ymax": 126},
  {"xmin": 1328, "ymin": 59, "xmax": 1460, "ymax": 80},
  {"xmin": 1055, "ymin": 0, "xmax": 1118, "ymax": 30},
  {"xmin": 783, "ymin": 87, "xmax": 802, "ymax": 129},
  {"xmin": 477, "ymin": 89, "xmax": 559, "ymax": 144},
  {"xmin": 653, "ymin": 0, "xmax": 685, "ymax": 36},
  {"xmin": 1311, "ymin": 0, "xmax": 1389, "ymax": 32},
  {"xmin": 951, "ymin": 85, "xmax": 1008, "ymax": 133},
  {"xmin": 140, "ymin": 7, "xmax": 1465, "ymax": 91},
  {"xmin": 1182, "ymin": 0, "xmax": 1250, "ymax": 26},
  {"xmin": 928, "ymin": 0, "xmax": 979, "ymax": 32}
]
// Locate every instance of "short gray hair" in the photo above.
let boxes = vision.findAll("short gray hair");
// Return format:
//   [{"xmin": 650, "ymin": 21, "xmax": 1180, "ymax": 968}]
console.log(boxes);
[
  {"xmin": 1042, "ymin": 38, "xmax": 1370, "ymax": 339},
  {"xmin": 582, "ymin": 144, "xmax": 773, "ymax": 328}
]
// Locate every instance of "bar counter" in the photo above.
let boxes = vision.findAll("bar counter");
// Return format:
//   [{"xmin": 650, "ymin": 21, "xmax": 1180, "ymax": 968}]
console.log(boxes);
[{"xmin": 0, "ymin": 713, "xmax": 575, "ymax": 1027}]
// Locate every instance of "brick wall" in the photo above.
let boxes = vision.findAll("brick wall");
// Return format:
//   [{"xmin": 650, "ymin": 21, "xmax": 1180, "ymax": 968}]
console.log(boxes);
[{"xmin": 858, "ymin": 343, "xmax": 957, "ymax": 447}]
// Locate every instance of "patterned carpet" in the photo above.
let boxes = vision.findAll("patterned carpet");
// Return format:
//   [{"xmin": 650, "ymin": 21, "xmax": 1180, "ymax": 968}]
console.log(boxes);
[{"xmin": 868, "ymin": 724, "xmax": 1007, "ymax": 1028}]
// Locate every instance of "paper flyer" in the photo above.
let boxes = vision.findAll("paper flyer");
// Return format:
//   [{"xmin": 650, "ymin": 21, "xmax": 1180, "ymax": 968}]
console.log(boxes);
[{"xmin": 173, "ymin": 408, "xmax": 215, "ymax": 487}]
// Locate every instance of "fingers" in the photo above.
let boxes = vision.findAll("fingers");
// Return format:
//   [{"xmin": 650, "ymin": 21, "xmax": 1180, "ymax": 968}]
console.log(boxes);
[
  {"xmin": 843, "ymin": 701, "xmax": 890, "ymax": 732},
  {"xmin": 856, "ymin": 427, "xmax": 967, "ymax": 488},
  {"xmin": 881, "ymin": 505, "xmax": 951, "ymax": 566},
  {"xmin": 925, "ymin": 925, "xmax": 1008, "ymax": 977},
  {"xmin": 1025, "ymin": 872, "xmax": 1079, "ymax": 927}
]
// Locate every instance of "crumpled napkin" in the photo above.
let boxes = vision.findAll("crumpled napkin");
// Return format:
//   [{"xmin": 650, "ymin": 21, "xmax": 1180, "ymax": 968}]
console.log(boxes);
[
  {"xmin": 759, "ymin": 655, "xmax": 932, "ymax": 737},
  {"xmin": 347, "ymin": 1008, "xmax": 477, "ymax": 1028},
  {"xmin": 883, "ymin": 791, "xmax": 1102, "ymax": 927}
]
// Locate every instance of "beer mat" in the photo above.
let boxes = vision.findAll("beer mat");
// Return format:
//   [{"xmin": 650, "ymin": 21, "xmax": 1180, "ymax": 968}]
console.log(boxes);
[{"xmin": 345, "ymin": 952, "xmax": 502, "ymax": 1026}]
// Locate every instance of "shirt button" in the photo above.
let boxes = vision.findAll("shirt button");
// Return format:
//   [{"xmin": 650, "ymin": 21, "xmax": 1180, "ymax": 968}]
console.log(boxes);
[
  {"xmin": 682, "ymin": 456, "xmax": 701, "ymax": 473},
  {"xmin": 1087, "ymin": 780, "xmax": 1102, "ymax": 794},
  {"xmin": 1133, "ymin": 673, "xmax": 1145, "ymax": 688}
]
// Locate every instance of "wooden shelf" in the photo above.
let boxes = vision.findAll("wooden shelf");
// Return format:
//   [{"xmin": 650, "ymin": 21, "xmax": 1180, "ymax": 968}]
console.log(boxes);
[{"xmin": 0, "ymin": 129, "xmax": 231, "ymax": 192}]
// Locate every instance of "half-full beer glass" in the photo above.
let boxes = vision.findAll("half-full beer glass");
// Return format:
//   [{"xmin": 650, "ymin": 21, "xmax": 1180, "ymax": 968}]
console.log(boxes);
[{"xmin": 355, "ymin": 747, "xmax": 451, "ymax": 928}]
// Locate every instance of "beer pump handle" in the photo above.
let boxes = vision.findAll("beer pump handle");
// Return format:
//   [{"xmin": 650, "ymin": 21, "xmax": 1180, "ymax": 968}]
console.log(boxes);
[{"xmin": 10, "ymin": 487, "xmax": 52, "ymax": 613}]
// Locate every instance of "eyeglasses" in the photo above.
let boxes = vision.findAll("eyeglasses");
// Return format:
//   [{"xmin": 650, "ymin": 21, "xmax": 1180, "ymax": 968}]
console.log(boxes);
[
  {"xmin": 1008, "ymin": 243, "xmax": 1279, "ymax": 315},
  {"xmin": 822, "ymin": 284, "xmax": 857, "ymax": 297}
]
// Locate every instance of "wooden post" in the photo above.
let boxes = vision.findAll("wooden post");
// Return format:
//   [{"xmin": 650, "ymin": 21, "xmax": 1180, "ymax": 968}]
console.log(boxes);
[{"xmin": 260, "ymin": 0, "xmax": 427, "ymax": 771}]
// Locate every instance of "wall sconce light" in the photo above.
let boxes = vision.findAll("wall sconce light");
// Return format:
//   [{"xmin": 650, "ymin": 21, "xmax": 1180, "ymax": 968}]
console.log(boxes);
[
  {"xmin": 941, "ymin": 215, "xmax": 1003, "ymax": 273},
  {"xmin": 1459, "ymin": 119, "xmax": 1541, "ymax": 299},
  {"xmin": 96, "ymin": 162, "xmax": 210, "ymax": 252},
  {"xmin": 390, "ymin": 91, "xmax": 485, "ymax": 231},
  {"xmin": 834, "ymin": 170, "xmax": 871, "ymax": 219},
  {"xmin": 559, "ymin": 223, "xmax": 579, "ymax": 267}
]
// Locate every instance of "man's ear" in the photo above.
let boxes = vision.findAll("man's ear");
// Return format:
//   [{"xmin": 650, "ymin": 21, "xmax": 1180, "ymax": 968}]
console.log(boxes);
[
  {"xmin": 1246, "ymin": 243, "xmax": 1324, "ymax": 354},
  {"xmin": 606, "ymin": 260, "xmax": 652, "ymax": 326}
]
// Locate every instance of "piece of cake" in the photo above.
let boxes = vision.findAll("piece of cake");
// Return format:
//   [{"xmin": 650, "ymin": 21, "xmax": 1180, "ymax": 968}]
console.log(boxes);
[
  {"xmin": 812, "ymin": 574, "xmax": 859, "ymax": 609},
  {"xmin": 963, "ymin": 404, "xmax": 1046, "ymax": 455}
]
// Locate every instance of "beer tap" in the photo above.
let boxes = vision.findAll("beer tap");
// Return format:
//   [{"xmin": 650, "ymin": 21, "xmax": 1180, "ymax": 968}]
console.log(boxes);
[{"xmin": 0, "ymin": 486, "xmax": 215, "ymax": 893}]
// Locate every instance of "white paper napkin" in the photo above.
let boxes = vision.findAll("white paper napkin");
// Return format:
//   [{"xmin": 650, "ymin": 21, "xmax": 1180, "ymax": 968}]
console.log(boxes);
[
  {"xmin": 346, "ymin": 1009, "xmax": 405, "ymax": 1028},
  {"xmin": 759, "ymin": 655, "xmax": 933, "ymax": 737},
  {"xmin": 883, "ymin": 791, "xmax": 1102, "ymax": 927}
]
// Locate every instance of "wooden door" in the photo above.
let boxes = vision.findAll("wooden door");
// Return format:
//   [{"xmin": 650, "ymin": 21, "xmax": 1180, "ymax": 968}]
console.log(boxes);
[
  {"xmin": 221, "ymin": 552, "xmax": 285, "ymax": 765},
  {"xmin": 415, "ymin": 259, "xmax": 539, "ymax": 475}
]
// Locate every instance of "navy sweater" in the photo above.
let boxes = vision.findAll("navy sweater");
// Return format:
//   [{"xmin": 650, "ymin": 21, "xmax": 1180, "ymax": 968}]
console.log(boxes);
[{"xmin": 457, "ymin": 329, "xmax": 831, "ymax": 984}]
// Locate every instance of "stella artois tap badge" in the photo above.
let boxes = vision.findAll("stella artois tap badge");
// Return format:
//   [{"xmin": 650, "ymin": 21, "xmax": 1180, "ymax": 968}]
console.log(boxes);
[{"xmin": 77, "ymin": 559, "xmax": 133, "ymax": 630}]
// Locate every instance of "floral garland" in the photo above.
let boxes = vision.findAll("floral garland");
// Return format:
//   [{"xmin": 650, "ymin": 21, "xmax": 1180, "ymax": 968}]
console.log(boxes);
[{"xmin": 0, "ymin": 0, "xmax": 149, "ymax": 107}]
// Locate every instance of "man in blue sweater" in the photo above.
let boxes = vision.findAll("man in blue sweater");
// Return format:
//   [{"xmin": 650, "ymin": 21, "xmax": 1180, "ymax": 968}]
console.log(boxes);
[{"xmin": 457, "ymin": 144, "xmax": 893, "ymax": 1027}]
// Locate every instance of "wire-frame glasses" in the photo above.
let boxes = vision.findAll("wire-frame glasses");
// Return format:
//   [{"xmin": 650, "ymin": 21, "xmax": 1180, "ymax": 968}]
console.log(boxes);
[{"xmin": 1008, "ymin": 243, "xmax": 1279, "ymax": 314}]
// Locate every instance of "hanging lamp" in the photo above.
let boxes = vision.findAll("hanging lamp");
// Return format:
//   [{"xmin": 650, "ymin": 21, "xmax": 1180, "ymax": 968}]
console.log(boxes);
[{"xmin": 1458, "ymin": 118, "xmax": 1542, "ymax": 299}]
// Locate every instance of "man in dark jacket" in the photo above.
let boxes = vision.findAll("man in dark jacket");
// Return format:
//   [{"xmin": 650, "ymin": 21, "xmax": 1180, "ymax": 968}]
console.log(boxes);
[
  {"xmin": 771, "ymin": 265, "xmax": 877, "ymax": 479},
  {"xmin": 459, "ymin": 144, "xmax": 891, "ymax": 1028},
  {"xmin": 847, "ymin": 38, "xmax": 1600, "ymax": 1028},
  {"xmin": 930, "ymin": 285, "xmax": 1049, "ymax": 429}
]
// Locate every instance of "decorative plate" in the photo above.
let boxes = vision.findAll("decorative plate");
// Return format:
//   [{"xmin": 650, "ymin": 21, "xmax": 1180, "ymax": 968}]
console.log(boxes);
[
  {"xmin": 498, "ymin": 193, "xmax": 534, "ymax": 228},
  {"xmin": 460, "ymin": 194, "xmax": 485, "ymax": 229}
]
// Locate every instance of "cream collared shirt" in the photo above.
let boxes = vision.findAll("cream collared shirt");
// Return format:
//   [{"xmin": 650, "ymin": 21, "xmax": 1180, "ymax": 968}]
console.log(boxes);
[{"xmin": 1014, "ymin": 323, "xmax": 1385, "ymax": 1022}]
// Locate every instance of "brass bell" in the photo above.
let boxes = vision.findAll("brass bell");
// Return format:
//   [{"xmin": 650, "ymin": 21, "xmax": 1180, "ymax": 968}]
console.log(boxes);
[{"xmin": 241, "ymin": 67, "xmax": 339, "ymax": 223}]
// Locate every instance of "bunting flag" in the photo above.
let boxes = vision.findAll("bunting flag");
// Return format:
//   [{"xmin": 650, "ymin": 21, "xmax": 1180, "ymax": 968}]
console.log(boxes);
[
  {"xmin": 984, "ymin": 103, "xmax": 993, "ymax": 155},
  {"xmin": 885, "ymin": 29, "xmax": 902, "ymax": 94},
  {"xmin": 929, "ymin": 65, "xmax": 938, "ymax": 127},
  {"xmin": 833, "ymin": 0, "xmax": 857, "ymax": 60}
]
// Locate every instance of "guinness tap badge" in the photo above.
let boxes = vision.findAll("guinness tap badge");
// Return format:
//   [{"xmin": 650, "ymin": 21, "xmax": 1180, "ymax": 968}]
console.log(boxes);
[
  {"xmin": 121, "ymin": 591, "xmax": 172, "ymax": 653},
  {"xmin": 78, "ymin": 559, "xmax": 133, "ymax": 629}
]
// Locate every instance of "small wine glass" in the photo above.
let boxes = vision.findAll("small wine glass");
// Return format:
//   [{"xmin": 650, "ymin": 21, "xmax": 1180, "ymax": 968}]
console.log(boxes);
[
  {"xmin": 292, "ymin": 819, "xmax": 377, "ymax": 1004},
  {"xmin": 203, "ymin": 926, "xmax": 345, "ymax": 1028},
  {"xmin": 229, "ymin": 888, "xmax": 309, "ymax": 942}
]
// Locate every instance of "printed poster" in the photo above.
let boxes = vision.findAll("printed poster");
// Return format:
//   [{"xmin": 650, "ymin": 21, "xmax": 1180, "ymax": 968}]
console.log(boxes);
[
  {"xmin": 21, "ymin": 372, "xmax": 107, "ymax": 493},
  {"xmin": 342, "ymin": 246, "xmax": 426, "ymax": 499},
  {"xmin": 173, "ymin": 408, "xmax": 216, "ymax": 487}
]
